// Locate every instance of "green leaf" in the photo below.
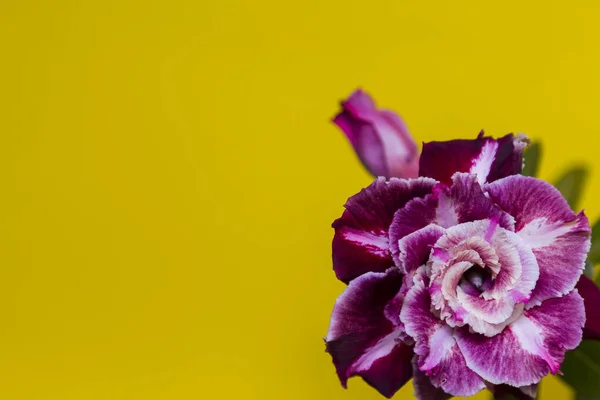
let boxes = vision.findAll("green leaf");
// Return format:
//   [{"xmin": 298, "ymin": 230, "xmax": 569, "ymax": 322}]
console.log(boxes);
[
  {"xmin": 560, "ymin": 340, "xmax": 600, "ymax": 398},
  {"xmin": 589, "ymin": 220, "xmax": 600, "ymax": 267},
  {"xmin": 585, "ymin": 260, "xmax": 595, "ymax": 279},
  {"xmin": 553, "ymin": 166, "xmax": 589, "ymax": 210},
  {"xmin": 522, "ymin": 142, "xmax": 542, "ymax": 177}
]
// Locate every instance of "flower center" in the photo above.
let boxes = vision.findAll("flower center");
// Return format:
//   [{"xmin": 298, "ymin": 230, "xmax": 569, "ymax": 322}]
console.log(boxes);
[{"xmin": 459, "ymin": 265, "xmax": 493, "ymax": 296}]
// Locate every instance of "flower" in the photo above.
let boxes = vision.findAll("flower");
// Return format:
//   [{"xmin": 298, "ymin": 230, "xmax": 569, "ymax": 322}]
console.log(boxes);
[
  {"xmin": 326, "ymin": 133, "xmax": 593, "ymax": 399},
  {"xmin": 332, "ymin": 89, "xmax": 419, "ymax": 179}
]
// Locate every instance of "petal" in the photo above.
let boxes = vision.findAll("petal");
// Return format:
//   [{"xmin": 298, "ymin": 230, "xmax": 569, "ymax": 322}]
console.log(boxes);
[
  {"xmin": 411, "ymin": 356, "xmax": 452, "ymax": 400},
  {"xmin": 457, "ymin": 289, "xmax": 515, "ymax": 325},
  {"xmin": 486, "ymin": 175, "xmax": 591, "ymax": 306},
  {"xmin": 333, "ymin": 177, "xmax": 436, "ymax": 283},
  {"xmin": 339, "ymin": 88, "xmax": 377, "ymax": 117},
  {"xmin": 325, "ymin": 269, "xmax": 413, "ymax": 398},
  {"xmin": 487, "ymin": 229, "xmax": 539, "ymax": 304},
  {"xmin": 356, "ymin": 343, "xmax": 415, "ymax": 398},
  {"xmin": 388, "ymin": 173, "xmax": 513, "ymax": 260},
  {"xmin": 575, "ymin": 275, "xmax": 600, "ymax": 340},
  {"xmin": 446, "ymin": 173, "xmax": 515, "ymax": 229},
  {"xmin": 379, "ymin": 110, "xmax": 417, "ymax": 156},
  {"xmin": 326, "ymin": 269, "xmax": 402, "ymax": 348},
  {"xmin": 400, "ymin": 268, "xmax": 444, "ymax": 361},
  {"xmin": 391, "ymin": 224, "xmax": 446, "ymax": 274},
  {"xmin": 429, "ymin": 343, "xmax": 486, "ymax": 397},
  {"xmin": 485, "ymin": 133, "xmax": 529, "ymax": 183},
  {"xmin": 333, "ymin": 89, "xmax": 419, "ymax": 179},
  {"xmin": 491, "ymin": 384, "xmax": 538, "ymax": 400},
  {"xmin": 400, "ymin": 268, "xmax": 485, "ymax": 397},
  {"xmin": 333, "ymin": 90, "xmax": 377, "ymax": 142},
  {"xmin": 419, "ymin": 135, "xmax": 487, "ymax": 186},
  {"xmin": 377, "ymin": 110, "xmax": 420, "ymax": 179},
  {"xmin": 388, "ymin": 194, "xmax": 438, "ymax": 248},
  {"xmin": 333, "ymin": 112, "xmax": 387, "ymax": 177},
  {"xmin": 419, "ymin": 132, "xmax": 526, "ymax": 186},
  {"xmin": 456, "ymin": 290, "xmax": 585, "ymax": 386},
  {"xmin": 486, "ymin": 174, "xmax": 583, "ymax": 232},
  {"xmin": 524, "ymin": 213, "xmax": 589, "ymax": 307}
]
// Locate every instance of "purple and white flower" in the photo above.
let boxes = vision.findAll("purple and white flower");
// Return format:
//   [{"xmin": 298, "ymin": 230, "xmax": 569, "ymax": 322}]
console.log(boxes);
[{"xmin": 326, "ymin": 132, "xmax": 595, "ymax": 398}]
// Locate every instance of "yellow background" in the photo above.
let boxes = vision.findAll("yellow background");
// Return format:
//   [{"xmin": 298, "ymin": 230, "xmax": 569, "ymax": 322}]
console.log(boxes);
[{"xmin": 0, "ymin": 0, "xmax": 597, "ymax": 399}]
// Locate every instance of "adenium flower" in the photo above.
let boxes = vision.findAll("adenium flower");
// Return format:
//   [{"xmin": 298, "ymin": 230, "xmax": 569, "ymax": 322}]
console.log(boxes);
[
  {"xmin": 326, "ymin": 132, "xmax": 596, "ymax": 398},
  {"xmin": 333, "ymin": 90, "xmax": 419, "ymax": 179}
]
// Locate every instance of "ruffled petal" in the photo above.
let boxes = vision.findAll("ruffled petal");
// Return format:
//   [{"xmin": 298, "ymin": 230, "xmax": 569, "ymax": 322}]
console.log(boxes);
[
  {"xmin": 486, "ymin": 175, "xmax": 591, "ymax": 306},
  {"xmin": 325, "ymin": 269, "xmax": 413, "ymax": 398},
  {"xmin": 391, "ymin": 224, "xmax": 445, "ymax": 274},
  {"xmin": 456, "ymin": 290, "xmax": 584, "ymax": 386},
  {"xmin": 332, "ymin": 177, "xmax": 436, "ymax": 283},
  {"xmin": 575, "ymin": 275, "xmax": 600, "ymax": 340},
  {"xmin": 400, "ymin": 268, "xmax": 485, "ymax": 397},
  {"xmin": 388, "ymin": 173, "xmax": 513, "ymax": 264},
  {"xmin": 486, "ymin": 175, "xmax": 578, "ymax": 229},
  {"xmin": 429, "ymin": 219, "xmax": 538, "ymax": 335},
  {"xmin": 495, "ymin": 230, "xmax": 540, "ymax": 304},
  {"xmin": 475, "ymin": 228, "xmax": 539, "ymax": 305},
  {"xmin": 419, "ymin": 132, "xmax": 526, "ymax": 186}
]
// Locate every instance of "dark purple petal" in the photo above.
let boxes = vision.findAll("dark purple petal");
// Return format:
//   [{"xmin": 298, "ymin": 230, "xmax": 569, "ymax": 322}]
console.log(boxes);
[
  {"xmin": 333, "ymin": 177, "xmax": 436, "ymax": 283},
  {"xmin": 383, "ymin": 293, "xmax": 404, "ymax": 329},
  {"xmin": 419, "ymin": 135, "xmax": 487, "ymax": 186},
  {"xmin": 456, "ymin": 290, "xmax": 584, "ymax": 386},
  {"xmin": 411, "ymin": 356, "xmax": 452, "ymax": 400},
  {"xmin": 419, "ymin": 132, "xmax": 526, "ymax": 186},
  {"xmin": 490, "ymin": 383, "xmax": 538, "ymax": 400},
  {"xmin": 486, "ymin": 133, "xmax": 529, "ymax": 183},
  {"xmin": 486, "ymin": 175, "xmax": 591, "ymax": 306},
  {"xmin": 576, "ymin": 275, "xmax": 600, "ymax": 341},
  {"xmin": 400, "ymin": 268, "xmax": 485, "ymax": 397},
  {"xmin": 333, "ymin": 89, "xmax": 419, "ymax": 179},
  {"xmin": 325, "ymin": 269, "xmax": 412, "ymax": 398},
  {"xmin": 357, "ymin": 344, "xmax": 415, "ymax": 398}
]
